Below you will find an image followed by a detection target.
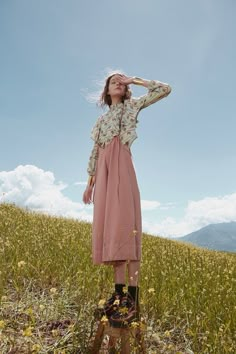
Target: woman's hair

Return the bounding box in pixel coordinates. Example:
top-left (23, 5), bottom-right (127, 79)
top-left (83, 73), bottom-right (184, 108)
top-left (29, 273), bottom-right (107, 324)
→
top-left (99, 72), bottom-right (132, 108)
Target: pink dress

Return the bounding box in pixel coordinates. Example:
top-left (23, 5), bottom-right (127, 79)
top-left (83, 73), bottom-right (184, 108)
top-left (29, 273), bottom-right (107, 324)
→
top-left (87, 80), bottom-right (171, 265)
top-left (92, 136), bottom-right (141, 264)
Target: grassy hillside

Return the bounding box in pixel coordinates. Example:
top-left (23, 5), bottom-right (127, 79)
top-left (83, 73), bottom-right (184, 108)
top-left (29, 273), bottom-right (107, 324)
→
top-left (0, 204), bottom-right (235, 353)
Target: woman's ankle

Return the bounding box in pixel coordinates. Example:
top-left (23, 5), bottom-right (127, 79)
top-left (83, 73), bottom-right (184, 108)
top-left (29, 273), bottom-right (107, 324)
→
top-left (115, 283), bottom-right (125, 296)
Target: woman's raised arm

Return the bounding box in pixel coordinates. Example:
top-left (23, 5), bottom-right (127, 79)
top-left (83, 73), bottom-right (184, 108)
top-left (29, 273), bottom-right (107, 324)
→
top-left (116, 74), bottom-right (171, 109)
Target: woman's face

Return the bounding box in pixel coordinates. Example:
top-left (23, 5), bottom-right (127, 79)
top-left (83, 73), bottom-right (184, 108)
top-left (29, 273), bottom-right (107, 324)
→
top-left (108, 74), bottom-right (126, 98)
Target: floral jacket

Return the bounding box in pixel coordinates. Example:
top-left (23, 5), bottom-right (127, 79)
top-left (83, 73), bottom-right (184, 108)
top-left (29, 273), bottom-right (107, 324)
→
top-left (87, 80), bottom-right (171, 176)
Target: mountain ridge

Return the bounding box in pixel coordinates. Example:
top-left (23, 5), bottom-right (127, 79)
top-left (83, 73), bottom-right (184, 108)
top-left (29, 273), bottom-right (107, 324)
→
top-left (178, 221), bottom-right (236, 252)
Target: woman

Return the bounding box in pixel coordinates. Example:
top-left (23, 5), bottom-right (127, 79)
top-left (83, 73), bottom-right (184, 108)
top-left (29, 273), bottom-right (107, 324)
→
top-left (83, 73), bottom-right (171, 326)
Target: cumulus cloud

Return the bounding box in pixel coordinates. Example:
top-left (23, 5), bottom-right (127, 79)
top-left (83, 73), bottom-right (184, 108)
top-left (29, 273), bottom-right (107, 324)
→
top-left (143, 193), bottom-right (236, 237)
top-left (0, 165), bottom-right (92, 221)
top-left (183, 194), bottom-right (236, 230)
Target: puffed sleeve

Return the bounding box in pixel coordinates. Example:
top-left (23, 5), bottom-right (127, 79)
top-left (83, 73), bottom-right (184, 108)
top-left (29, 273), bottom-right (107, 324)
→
top-left (133, 80), bottom-right (171, 110)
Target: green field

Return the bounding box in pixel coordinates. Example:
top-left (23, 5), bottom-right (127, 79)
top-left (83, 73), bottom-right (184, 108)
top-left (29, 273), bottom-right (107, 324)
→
top-left (0, 203), bottom-right (235, 353)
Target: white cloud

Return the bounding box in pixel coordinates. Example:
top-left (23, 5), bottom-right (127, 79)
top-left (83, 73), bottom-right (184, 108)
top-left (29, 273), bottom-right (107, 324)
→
top-left (0, 165), bottom-right (91, 221)
top-left (159, 202), bottom-right (176, 210)
top-left (74, 181), bottom-right (87, 186)
top-left (184, 194), bottom-right (236, 228)
top-left (142, 193), bottom-right (236, 237)
top-left (141, 200), bottom-right (161, 210)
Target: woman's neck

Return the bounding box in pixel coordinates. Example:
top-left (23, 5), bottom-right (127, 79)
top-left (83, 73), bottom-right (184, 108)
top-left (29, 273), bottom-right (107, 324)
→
top-left (110, 96), bottom-right (122, 105)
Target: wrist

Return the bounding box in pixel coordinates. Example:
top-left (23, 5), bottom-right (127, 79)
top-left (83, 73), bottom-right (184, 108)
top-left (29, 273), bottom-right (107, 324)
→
top-left (87, 175), bottom-right (95, 187)
top-left (132, 77), bottom-right (144, 86)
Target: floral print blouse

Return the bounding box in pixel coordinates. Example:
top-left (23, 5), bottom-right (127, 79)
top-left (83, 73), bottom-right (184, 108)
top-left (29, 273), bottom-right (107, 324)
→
top-left (87, 80), bottom-right (171, 176)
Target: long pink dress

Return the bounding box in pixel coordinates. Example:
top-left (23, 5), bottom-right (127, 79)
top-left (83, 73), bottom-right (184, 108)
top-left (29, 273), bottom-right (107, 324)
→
top-left (92, 136), bottom-right (142, 264)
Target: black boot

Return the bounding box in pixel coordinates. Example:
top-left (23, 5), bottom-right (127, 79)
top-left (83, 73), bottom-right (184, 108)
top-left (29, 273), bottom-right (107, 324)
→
top-left (109, 286), bottom-right (139, 328)
top-left (128, 285), bottom-right (139, 307)
top-left (103, 284), bottom-right (125, 318)
top-left (95, 284), bottom-right (125, 320)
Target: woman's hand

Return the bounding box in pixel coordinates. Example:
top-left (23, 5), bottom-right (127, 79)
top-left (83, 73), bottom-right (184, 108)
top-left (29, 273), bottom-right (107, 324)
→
top-left (83, 176), bottom-right (95, 204)
top-left (83, 185), bottom-right (94, 204)
top-left (116, 74), bottom-right (133, 86)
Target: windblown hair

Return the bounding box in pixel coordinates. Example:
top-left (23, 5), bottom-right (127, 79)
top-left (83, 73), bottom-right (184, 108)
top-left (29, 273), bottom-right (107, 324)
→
top-left (99, 72), bottom-right (132, 108)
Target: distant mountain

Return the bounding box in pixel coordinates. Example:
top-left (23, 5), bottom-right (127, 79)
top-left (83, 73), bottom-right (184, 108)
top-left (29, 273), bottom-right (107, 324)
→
top-left (178, 222), bottom-right (236, 252)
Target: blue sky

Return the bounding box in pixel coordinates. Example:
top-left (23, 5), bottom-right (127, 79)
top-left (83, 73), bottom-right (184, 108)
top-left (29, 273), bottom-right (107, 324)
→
top-left (0, 0), bottom-right (235, 237)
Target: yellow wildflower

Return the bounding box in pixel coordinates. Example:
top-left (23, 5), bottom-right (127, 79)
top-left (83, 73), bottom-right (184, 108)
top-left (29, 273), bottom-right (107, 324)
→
top-left (164, 330), bottom-right (171, 338)
top-left (52, 329), bottom-right (59, 337)
top-left (98, 299), bottom-right (106, 308)
top-left (167, 344), bottom-right (174, 350)
top-left (119, 307), bottom-right (128, 314)
top-left (0, 320), bottom-right (5, 329)
top-left (32, 344), bottom-right (41, 353)
top-left (101, 315), bottom-right (108, 323)
top-left (25, 307), bottom-right (34, 316)
top-left (50, 287), bottom-right (57, 294)
top-left (23, 326), bottom-right (33, 337)
top-left (148, 288), bottom-right (155, 294)
top-left (186, 328), bottom-right (194, 336)
top-left (113, 299), bottom-right (120, 305)
top-left (130, 321), bottom-right (139, 329)
top-left (18, 260), bottom-right (26, 268)
top-left (123, 286), bottom-right (128, 293)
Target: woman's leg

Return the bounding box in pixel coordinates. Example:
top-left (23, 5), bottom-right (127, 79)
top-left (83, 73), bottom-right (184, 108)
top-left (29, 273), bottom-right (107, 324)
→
top-left (111, 261), bottom-right (126, 301)
top-left (113, 261), bottom-right (126, 284)
top-left (113, 260), bottom-right (140, 287)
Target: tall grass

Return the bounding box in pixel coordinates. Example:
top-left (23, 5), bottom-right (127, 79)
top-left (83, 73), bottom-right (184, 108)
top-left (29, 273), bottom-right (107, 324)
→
top-left (0, 203), bottom-right (235, 353)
